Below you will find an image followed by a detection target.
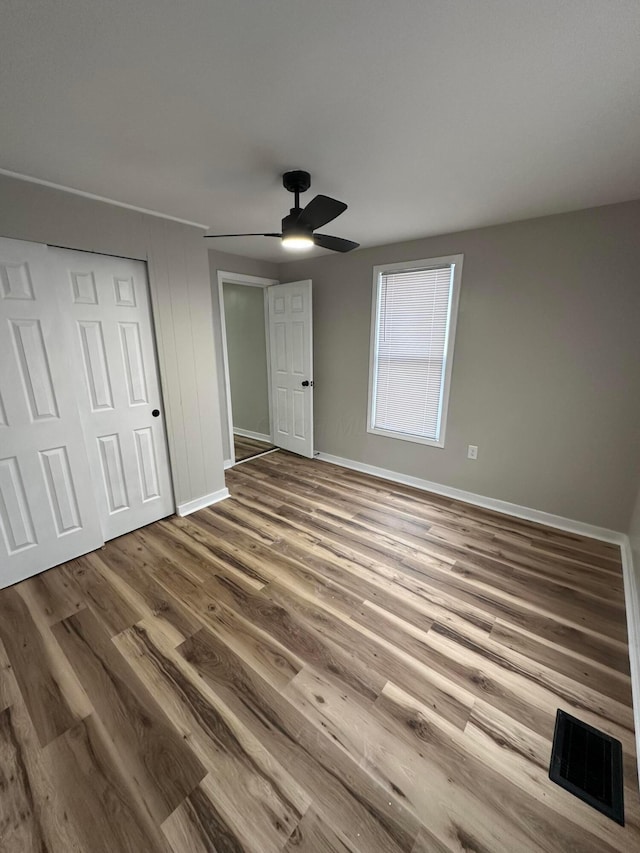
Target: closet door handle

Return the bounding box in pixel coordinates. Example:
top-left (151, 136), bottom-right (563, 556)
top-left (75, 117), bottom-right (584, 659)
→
top-left (152, 409), bottom-right (160, 417)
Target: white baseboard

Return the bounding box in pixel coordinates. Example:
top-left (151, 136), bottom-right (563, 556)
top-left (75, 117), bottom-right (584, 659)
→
top-left (620, 537), bottom-right (640, 787)
top-left (223, 459), bottom-right (234, 470)
top-left (176, 487), bottom-right (230, 517)
top-left (315, 451), bottom-right (623, 544)
top-left (233, 428), bottom-right (272, 444)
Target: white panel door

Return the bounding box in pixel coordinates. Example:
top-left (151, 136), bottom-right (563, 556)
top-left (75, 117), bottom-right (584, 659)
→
top-left (267, 280), bottom-right (313, 458)
top-left (0, 237), bottom-right (103, 586)
top-left (51, 248), bottom-right (174, 540)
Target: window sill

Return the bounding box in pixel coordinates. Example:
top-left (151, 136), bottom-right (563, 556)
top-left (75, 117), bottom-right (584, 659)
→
top-left (367, 426), bottom-right (445, 448)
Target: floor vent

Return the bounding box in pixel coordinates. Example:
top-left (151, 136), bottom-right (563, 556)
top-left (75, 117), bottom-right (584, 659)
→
top-left (549, 709), bottom-right (624, 825)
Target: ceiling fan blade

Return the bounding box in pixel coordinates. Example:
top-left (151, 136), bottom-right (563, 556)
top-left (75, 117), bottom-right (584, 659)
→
top-left (314, 233), bottom-right (360, 253)
top-left (203, 232), bottom-right (281, 238)
top-left (297, 195), bottom-right (347, 230)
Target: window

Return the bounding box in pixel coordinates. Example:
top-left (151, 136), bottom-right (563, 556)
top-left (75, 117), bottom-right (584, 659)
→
top-left (368, 255), bottom-right (463, 447)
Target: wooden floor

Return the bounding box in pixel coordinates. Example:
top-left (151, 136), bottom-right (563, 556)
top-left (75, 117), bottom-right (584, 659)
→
top-left (234, 434), bottom-right (275, 462)
top-left (1, 451), bottom-right (638, 852)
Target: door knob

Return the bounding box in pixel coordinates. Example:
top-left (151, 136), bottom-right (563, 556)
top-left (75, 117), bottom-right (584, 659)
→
top-left (152, 409), bottom-right (160, 417)
top-left (301, 380), bottom-right (313, 387)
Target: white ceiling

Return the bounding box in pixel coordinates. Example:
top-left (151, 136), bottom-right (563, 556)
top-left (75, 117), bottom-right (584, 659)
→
top-left (1, 1), bottom-right (639, 262)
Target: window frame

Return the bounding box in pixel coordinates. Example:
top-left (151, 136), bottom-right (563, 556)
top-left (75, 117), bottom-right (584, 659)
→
top-left (367, 254), bottom-right (463, 449)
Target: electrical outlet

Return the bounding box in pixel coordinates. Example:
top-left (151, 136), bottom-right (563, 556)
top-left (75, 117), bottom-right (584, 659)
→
top-left (467, 445), bottom-right (478, 460)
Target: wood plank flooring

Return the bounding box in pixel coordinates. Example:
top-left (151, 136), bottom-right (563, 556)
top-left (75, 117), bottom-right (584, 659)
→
top-left (234, 434), bottom-right (275, 462)
top-left (1, 450), bottom-right (638, 852)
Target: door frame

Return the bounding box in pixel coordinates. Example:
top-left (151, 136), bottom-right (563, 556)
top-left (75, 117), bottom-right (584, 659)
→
top-left (216, 270), bottom-right (279, 467)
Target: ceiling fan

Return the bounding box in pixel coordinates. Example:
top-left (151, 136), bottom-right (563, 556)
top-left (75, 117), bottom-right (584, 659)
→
top-left (204, 170), bottom-right (359, 253)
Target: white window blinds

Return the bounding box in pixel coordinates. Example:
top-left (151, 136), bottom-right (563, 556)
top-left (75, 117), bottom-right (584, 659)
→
top-left (371, 264), bottom-right (455, 443)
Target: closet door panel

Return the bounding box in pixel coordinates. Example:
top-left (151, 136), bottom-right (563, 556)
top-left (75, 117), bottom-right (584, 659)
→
top-left (0, 238), bottom-right (103, 588)
top-left (52, 249), bottom-right (174, 540)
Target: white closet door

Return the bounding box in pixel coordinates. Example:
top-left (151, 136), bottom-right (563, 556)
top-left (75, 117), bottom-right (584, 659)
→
top-left (0, 238), bottom-right (103, 587)
top-left (268, 280), bottom-right (314, 458)
top-left (51, 248), bottom-right (174, 541)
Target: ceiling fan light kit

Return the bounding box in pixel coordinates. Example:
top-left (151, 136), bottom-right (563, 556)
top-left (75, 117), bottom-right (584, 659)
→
top-left (205, 170), bottom-right (359, 253)
top-left (282, 233), bottom-right (314, 250)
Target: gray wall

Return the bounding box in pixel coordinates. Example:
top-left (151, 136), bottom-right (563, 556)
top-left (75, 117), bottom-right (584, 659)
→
top-left (208, 248), bottom-right (279, 460)
top-left (281, 201), bottom-right (640, 530)
top-left (0, 173), bottom-right (225, 508)
top-left (223, 282), bottom-right (270, 436)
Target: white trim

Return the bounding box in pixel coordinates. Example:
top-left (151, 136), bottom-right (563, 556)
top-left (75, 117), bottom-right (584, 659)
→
top-left (215, 270), bottom-right (278, 288)
top-left (367, 254), bottom-right (463, 449)
top-left (315, 451), bottom-right (624, 544)
top-left (224, 459), bottom-right (234, 470)
top-left (0, 168), bottom-right (209, 229)
top-left (366, 424), bottom-right (448, 449)
top-left (216, 270), bottom-right (279, 465)
top-left (233, 427), bottom-right (273, 443)
top-left (217, 276), bottom-right (236, 466)
top-left (176, 487), bottom-right (230, 517)
top-left (620, 536), bottom-right (640, 787)
top-left (264, 286), bottom-right (274, 440)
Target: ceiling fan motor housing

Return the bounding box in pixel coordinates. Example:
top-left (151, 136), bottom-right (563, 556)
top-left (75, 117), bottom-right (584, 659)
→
top-left (281, 209), bottom-right (313, 239)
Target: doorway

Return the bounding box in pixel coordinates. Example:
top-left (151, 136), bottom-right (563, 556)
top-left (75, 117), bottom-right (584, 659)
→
top-left (217, 272), bottom-right (315, 466)
top-left (217, 271), bottom-right (277, 466)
